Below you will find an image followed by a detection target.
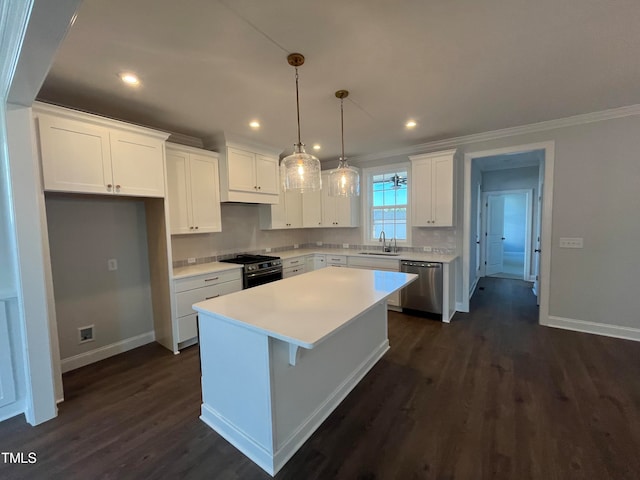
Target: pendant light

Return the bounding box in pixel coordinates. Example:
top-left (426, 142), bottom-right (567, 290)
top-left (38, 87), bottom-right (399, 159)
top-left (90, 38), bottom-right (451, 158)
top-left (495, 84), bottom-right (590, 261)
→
top-left (328, 90), bottom-right (360, 197)
top-left (280, 53), bottom-right (322, 193)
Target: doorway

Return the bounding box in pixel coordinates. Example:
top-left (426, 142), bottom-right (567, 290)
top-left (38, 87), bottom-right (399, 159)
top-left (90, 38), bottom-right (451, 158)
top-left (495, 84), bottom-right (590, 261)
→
top-left (462, 141), bottom-right (555, 325)
top-left (481, 189), bottom-right (533, 280)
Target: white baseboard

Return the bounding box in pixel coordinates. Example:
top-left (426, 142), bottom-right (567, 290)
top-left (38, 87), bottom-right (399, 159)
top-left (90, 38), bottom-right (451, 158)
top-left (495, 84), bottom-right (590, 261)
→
top-left (60, 331), bottom-right (156, 373)
top-left (0, 402), bottom-right (24, 423)
top-left (469, 276), bottom-right (480, 298)
top-left (545, 316), bottom-right (640, 342)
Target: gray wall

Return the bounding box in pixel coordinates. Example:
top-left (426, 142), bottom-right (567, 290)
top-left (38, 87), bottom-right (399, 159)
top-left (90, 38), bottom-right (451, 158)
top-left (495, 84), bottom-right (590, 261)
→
top-left (482, 166), bottom-right (539, 192)
top-left (456, 114), bottom-right (640, 329)
top-left (45, 195), bottom-right (154, 359)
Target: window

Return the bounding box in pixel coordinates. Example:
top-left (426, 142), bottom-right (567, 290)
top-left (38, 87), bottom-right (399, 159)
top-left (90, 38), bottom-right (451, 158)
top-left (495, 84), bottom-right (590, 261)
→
top-left (363, 165), bottom-right (410, 244)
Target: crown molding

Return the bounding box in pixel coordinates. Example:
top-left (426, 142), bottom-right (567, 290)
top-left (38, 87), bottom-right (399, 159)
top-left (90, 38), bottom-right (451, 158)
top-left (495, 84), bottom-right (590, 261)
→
top-left (351, 103), bottom-right (640, 164)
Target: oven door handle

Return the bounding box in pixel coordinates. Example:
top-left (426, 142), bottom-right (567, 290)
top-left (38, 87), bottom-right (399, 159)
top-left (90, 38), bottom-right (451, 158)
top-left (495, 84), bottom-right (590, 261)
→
top-left (246, 267), bottom-right (283, 278)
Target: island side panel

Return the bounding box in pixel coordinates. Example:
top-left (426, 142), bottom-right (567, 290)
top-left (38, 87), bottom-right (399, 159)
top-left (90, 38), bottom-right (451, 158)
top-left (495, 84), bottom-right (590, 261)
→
top-left (269, 301), bottom-right (389, 472)
top-left (198, 313), bottom-right (275, 464)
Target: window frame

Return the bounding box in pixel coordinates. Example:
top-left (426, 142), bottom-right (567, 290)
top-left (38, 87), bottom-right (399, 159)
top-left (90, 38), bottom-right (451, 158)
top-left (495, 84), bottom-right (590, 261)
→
top-left (361, 162), bottom-right (411, 246)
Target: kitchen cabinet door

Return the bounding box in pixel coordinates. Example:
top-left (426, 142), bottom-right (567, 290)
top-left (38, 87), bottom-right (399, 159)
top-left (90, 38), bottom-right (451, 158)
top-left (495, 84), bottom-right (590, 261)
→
top-left (227, 147), bottom-right (256, 192)
top-left (39, 113), bottom-right (113, 194)
top-left (110, 130), bottom-right (165, 197)
top-left (260, 191), bottom-right (302, 229)
top-left (166, 150), bottom-right (192, 234)
top-left (302, 190), bottom-right (322, 227)
top-left (255, 154), bottom-right (279, 194)
top-left (189, 153), bottom-right (222, 233)
top-left (410, 149), bottom-right (455, 227)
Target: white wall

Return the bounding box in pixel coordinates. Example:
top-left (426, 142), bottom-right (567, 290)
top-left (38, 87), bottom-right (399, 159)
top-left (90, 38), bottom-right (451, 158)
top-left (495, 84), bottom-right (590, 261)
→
top-left (45, 195), bottom-right (155, 360)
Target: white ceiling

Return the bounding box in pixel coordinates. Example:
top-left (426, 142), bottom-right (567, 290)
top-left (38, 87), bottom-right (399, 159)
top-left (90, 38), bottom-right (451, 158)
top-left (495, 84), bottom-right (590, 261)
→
top-left (37, 0), bottom-right (640, 163)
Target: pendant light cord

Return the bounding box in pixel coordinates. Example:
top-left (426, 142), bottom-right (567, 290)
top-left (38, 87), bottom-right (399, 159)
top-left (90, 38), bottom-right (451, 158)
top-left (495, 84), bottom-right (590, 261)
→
top-left (295, 67), bottom-right (302, 146)
top-left (340, 97), bottom-right (345, 161)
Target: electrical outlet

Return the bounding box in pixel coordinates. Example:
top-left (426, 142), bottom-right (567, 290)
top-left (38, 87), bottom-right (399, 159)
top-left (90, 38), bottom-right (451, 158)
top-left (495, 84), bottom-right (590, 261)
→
top-left (265, 248), bottom-right (271, 253)
top-left (342, 243), bottom-right (349, 249)
top-left (187, 257), bottom-right (196, 264)
top-left (293, 244), bottom-right (299, 249)
top-left (559, 237), bottom-right (583, 248)
top-left (423, 246), bottom-right (432, 252)
top-left (78, 325), bottom-right (94, 344)
top-left (316, 241), bottom-right (323, 246)
top-left (107, 258), bottom-right (118, 271)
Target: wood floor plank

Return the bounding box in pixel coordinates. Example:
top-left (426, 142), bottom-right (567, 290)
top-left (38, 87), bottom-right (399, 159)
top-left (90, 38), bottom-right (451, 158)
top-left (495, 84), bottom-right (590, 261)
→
top-left (1, 277), bottom-right (639, 479)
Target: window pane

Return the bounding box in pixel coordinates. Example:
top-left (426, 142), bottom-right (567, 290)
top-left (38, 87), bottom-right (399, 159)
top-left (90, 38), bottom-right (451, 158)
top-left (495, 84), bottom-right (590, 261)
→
top-left (373, 191), bottom-right (384, 206)
top-left (383, 189), bottom-right (396, 206)
top-left (367, 167), bottom-right (409, 243)
top-left (372, 209), bottom-right (383, 221)
top-left (396, 187), bottom-right (407, 204)
top-left (396, 224), bottom-right (407, 240)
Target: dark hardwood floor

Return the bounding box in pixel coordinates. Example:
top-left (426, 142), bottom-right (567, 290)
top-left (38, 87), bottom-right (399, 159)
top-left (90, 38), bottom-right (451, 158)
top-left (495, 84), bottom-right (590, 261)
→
top-left (2, 277), bottom-right (640, 479)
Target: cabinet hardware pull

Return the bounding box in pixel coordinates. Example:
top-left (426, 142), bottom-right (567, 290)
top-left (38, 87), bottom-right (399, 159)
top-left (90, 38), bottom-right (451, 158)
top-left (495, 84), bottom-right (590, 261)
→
top-left (195, 226), bottom-right (199, 229)
top-left (204, 277), bottom-right (219, 282)
top-left (205, 294), bottom-right (220, 300)
top-left (258, 186), bottom-right (261, 190)
top-left (290, 260), bottom-right (299, 264)
top-left (116, 185), bottom-right (121, 189)
top-left (107, 184), bottom-right (113, 189)
top-left (190, 226), bottom-right (194, 230)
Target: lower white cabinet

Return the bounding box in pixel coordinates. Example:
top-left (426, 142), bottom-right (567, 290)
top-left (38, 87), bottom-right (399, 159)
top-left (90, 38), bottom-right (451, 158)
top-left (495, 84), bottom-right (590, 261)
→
top-left (0, 301), bottom-right (16, 408)
top-left (173, 268), bottom-right (242, 345)
top-left (347, 256), bottom-right (401, 308)
top-left (283, 257), bottom-right (306, 278)
top-left (306, 254), bottom-right (326, 271)
top-left (326, 255), bottom-right (348, 267)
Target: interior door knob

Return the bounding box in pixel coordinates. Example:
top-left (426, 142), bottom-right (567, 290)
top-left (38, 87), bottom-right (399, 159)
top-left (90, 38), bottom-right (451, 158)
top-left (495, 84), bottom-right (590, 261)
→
top-left (535, 249), bottom-right (541, 253)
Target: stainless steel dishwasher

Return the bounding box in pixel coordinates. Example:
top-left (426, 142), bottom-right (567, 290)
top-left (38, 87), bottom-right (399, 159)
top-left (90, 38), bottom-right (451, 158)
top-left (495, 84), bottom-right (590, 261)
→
top-left (400, 261), bottom-right (443, 315)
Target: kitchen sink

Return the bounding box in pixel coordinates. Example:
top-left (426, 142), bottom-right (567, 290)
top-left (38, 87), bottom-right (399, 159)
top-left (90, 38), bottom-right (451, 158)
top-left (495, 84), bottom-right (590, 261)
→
top-left (358, 252), bottom-right (400, 256)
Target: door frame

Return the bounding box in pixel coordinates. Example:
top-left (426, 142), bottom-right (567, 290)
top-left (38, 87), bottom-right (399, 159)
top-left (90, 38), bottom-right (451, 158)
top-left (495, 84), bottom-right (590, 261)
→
top-left (462, 141), bottom-right (554, 327)
top-left (480, 189), bottom-right (533, 280)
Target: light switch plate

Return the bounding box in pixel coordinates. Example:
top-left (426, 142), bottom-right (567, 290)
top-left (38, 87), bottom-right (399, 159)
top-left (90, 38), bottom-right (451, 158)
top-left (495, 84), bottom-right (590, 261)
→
top-left (559, 237), bottom-right (583, 248)
top-left (423, 246), bottom-right (432, 252)
top-left (107, 258), bottom-right (118, 271)
top-left (265, 248), bottom-right (271, 253)
top-left (293, 244), bottom-right (299, 249)
top-left (342, 243), bottom-right (349, 249)
top-left (187, 257), bottom-right (196, 264)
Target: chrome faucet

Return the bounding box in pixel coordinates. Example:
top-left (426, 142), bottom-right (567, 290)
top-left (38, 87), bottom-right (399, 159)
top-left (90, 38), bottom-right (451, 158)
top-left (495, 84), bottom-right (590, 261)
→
top-left (379, 230), bottom-right (390, 252)
top-left (392, 237), bottom-right (398, 253)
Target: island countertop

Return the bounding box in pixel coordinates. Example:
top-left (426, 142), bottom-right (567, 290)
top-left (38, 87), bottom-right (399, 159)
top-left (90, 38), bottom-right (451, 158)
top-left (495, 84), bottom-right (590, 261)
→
top-left (193, 266), bottom-right (417, 349)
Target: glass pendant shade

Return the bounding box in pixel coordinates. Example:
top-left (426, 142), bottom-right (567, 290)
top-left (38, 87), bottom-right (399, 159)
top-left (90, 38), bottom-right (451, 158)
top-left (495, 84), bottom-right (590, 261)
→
top-left (281, 143), bottom-right (322, 192)
top-left (281, 53), bottom-right (322, 193)
top-left (328, 158), bottom-right (360, 196)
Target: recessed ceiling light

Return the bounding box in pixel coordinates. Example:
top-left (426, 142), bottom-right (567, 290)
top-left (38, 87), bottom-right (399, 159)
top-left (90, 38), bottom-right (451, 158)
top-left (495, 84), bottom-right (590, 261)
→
top-left (249, 121), bottom-right (260, 129)
top-left (313, 144), bottom-right (321, 151)
top-left (119, 72), bottom-right (140, 86)
top-left (405, 120), bottom-right (417, 128)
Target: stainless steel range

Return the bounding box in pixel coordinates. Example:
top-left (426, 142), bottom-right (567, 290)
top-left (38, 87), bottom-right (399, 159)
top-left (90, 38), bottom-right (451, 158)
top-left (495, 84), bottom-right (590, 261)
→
top-left (219, 254), bottom-right (283, 289)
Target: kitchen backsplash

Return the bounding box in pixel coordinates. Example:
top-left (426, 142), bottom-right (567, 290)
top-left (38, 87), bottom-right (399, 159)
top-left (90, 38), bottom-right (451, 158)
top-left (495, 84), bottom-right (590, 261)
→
top-left (171, 203), bottom-right (457, 268)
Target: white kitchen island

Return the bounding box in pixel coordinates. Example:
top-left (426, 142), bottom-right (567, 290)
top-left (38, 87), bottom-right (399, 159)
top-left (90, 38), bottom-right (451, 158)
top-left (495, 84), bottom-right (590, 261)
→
top-left (192, 267), bottom-right (417, 476)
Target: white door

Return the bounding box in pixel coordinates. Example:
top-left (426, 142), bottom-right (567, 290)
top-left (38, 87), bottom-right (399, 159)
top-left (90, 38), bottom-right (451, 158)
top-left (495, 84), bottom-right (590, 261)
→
top-left (302, 190), bottom-right (322, 227)
top-left (486, 195), bottom-right (505, 275)
top-left (227, 147), bottom-right (256, 192)
top-left (533, 176), bottom-right (544, 304)
top-left (165, 150), bottom-right (192, 234)
top-left (190, 154), bottom-right (222, 233)
top-left (109, 131), bottom-right (165, 197)
top-left (475, 182), bottom-right (482, 279)
top-left (255, 154), bottom-right (279, 194)
top-left (284, 191), bottom-right (303, 227)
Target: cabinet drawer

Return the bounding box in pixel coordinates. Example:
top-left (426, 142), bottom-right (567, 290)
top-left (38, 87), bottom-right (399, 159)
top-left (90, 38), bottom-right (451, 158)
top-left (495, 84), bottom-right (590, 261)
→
top-left (347, 257), bottom-right (400, 270)
top-left (175, 268), bottom-right (242, 293)
top-left (176, 279), bottom-right (242, 317)
top-left (326, 255), bottom-right (347, 265)
top-left (177, 313), bottom-right (198, 343)
top-left (283, 257), bottom-right (305, 268)
top-left (283, 265), bottom-right (306, 278)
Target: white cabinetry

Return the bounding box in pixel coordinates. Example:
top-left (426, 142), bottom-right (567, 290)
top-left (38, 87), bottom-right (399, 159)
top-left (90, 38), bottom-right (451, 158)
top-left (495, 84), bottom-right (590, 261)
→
top-left (320, 172), bottom-right (359, 227)
top-left (347, 256), bottom-right (401, 308)
top-left (306, 254), bottom-right (326, 271)
top-left (283, 257), bottom-right (306, 278)
top-left (36, 104), bottom-right (168, 197)
top-left (302, 190), bottom-right (323, 227)
top-left (166, 143), bottom-right (221, 235)
top-left (173, 268), bottom-right (242, 346)
top-left (212, 134), bottom-right (281, 204)
top-left (326, 254), bottom-right (348, 267)
top-left (259, 191), bottom-right (303, 229)
top-left (409, 149), bottom-right (456, 227)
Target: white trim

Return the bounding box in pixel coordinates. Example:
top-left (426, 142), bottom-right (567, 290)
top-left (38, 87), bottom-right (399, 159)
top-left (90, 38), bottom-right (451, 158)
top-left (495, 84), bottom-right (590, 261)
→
top-left (480, 189), bottom-right (533, 280)
top-left (469, 276), bottom-right (480, 298)
top-left (351, 104), bottom-right (640, 164)
top-left (360, 163), bottom-right (411, 246)
top-left (462, 141), bottom-right (554, 327)
top-left (545, 316), bottom-right (640, 343)
top-left (60, 331), bottom-right (155, 374)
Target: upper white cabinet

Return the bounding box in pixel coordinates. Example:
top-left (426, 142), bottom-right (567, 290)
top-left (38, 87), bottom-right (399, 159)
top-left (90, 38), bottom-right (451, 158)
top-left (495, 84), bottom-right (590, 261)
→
top-left (210, 134), bottom-right (280, 204)
top-left (35, 104), bottom-right (168, 197)
top-left (320, 172), bottom-right (359, 227)
top-left (409, 149), bottom-right (456, 227)
top-left (166, 143), bottom-right (222, 235)
top-left (302, 190), bottom-right (323, 228)
top-left (259, 190), bottom-right (303, 229)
